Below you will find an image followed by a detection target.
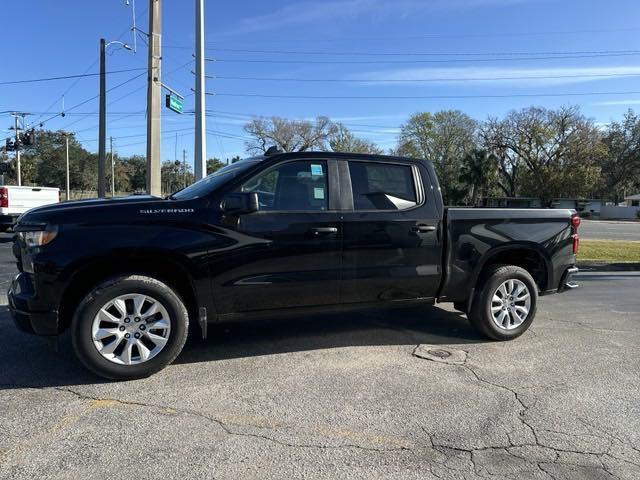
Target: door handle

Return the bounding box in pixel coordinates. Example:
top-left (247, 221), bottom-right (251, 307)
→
top-left (311, 227), bottom-right (338, 235)
top-left (412, 224), bottom-right (436, 233)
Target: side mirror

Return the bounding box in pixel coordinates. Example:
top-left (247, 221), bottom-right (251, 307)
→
top-left (221, 192), bottom-right (259, 214)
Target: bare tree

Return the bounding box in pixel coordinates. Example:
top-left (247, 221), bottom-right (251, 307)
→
top-left (244, 116), bottom-right (338, 154)
top-left (329, 123), bottom-right (383, 154)
top-left (396, 110), bottom-right (477, 204)
top-left (481, 106), bottom-right (604, 204)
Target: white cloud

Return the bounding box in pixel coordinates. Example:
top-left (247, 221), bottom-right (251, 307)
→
top-left (230, 0), bottom-right (535, 34)
top-left (349, 65), bottom-right (640, 87)
top-left (593, 99), bottom-right (640, 106)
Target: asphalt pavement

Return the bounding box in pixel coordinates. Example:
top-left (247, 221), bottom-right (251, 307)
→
top-left (1, 233), bottom-right (639, 479)
top-left (580, 219), bottom-right (640, 241)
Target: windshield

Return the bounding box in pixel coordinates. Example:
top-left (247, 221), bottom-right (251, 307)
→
top-left (170, 159), bottom-right (261, 200)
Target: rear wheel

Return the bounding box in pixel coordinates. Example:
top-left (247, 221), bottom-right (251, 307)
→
top-left (72, 275), bottom-right (189, 380)
top-left (468, 265), bottom-right (537, 340)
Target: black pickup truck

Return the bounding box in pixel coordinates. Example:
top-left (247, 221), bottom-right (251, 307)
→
top-left (8, 151), bottom-right (580, 379)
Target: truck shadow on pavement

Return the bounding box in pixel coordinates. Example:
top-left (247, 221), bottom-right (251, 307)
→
top-left (0, 304), bottom-right (484, 388)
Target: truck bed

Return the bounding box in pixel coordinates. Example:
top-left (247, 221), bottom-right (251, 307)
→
top-left (438, 207), bottom-right (576, 302)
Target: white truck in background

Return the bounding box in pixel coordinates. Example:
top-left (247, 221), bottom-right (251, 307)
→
top-left (0, 186), bottom-right (60, 232)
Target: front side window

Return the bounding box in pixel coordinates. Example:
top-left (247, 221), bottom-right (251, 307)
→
top-left (240, 160), bottom-right (328, 211)
top-left (349, 161), bottom-right (418, 210)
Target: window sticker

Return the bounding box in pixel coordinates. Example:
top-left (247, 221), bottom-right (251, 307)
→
top-left (310, 164), bottom-right (324, 176)
top-left (313, 187), bottom-right (325, 200)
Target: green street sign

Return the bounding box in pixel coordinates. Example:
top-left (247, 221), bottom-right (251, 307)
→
top-left (166, 94), bottom-right (184, 114)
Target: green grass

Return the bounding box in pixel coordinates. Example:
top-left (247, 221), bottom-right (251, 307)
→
top-left (579, 240), bottom-right (640, 263)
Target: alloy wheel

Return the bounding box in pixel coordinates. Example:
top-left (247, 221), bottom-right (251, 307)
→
top-left (91, 293), bottom-right (171, 365)
top-left (490, 279), bottom-right (531, 330)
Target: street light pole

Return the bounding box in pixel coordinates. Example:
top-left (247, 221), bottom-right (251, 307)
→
top-left (194, 0), bottom-right (207, 181)
top-left (97, 39), bottom-right (131, 199)
top-left (98, 38), bottom-right (107, 198)
top-left (146, 0), bottom-right (162, 196)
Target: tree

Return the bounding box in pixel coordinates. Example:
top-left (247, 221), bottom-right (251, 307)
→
top-left (122, 155), bottom-right (147, 193)
top-left (459, 149), bottom-right (499, 206)
top-left (329, 123), bottom-right (383, 154)
top-left (161, 160), bottom-right (193, 194)
top-left (396, 110), bottom-right (477, 204)
top-left (207, 158), bottom-right (226, 174)
top-left (601, 109), bottom-right (640, 203)
top-left (481, 106), bottom-right (604, 204)
top-left (480, 118), bottom-right (522, 197)
top-left (244, 116), bottom-right (338, 154)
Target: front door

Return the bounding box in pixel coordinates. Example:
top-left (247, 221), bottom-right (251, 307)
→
top-left (339, 159), bottom-right (443, 304)
top-left (211, 159), bottom-right (342, 314)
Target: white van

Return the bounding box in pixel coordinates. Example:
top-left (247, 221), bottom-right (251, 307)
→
top-left (0, 186), bottom-right (60, 231)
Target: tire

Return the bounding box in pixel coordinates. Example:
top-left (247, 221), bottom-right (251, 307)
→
top-left (72, 275), bottom-right (189, 380)
top-left (468, 265), bottom-right (538, 341)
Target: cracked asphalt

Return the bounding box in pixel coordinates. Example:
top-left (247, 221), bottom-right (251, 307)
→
top-left (1, 232), bottom-right (639, 479)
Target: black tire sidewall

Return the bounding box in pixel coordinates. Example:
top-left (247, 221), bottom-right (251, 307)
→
top-left (72, 276), bottom-right (188, 380)
top-left (472, 266), bottom-right (538, 340)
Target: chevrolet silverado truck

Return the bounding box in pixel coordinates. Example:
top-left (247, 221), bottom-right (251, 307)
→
top-left (8, 151), bottom-right (580, 379)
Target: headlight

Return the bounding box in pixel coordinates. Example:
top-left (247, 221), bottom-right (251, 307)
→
top-left (19, 226), bottom-right (58, 247)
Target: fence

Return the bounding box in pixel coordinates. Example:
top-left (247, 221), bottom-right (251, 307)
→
top-left (60, 191), bottom-right (135, 201)
top-left (600, 205), bottom-right (640, 220)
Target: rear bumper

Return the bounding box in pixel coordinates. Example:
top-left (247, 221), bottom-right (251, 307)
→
top-left (558, 266), bottom-right (579, 293)
top-left (7, 273), bottom-right (59, 336)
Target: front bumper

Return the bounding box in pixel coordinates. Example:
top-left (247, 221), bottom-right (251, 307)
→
top-left (7, 273), bottom-right (59, 336)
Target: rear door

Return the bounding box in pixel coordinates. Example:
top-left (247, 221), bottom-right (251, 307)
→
top-left (212, 158), bottom-right (343, 314)
top-left (339, 159), bottom-right (443, 304)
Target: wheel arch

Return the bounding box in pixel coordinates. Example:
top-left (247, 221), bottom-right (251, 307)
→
top-left (58, 251), bottom-right (201, 333)
top-left (472, 243), bottom-right (552, 296)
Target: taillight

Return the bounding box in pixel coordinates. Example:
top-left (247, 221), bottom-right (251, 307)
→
top-left (571, 215), bottom-right (581, 229)
top-left (0, 187), bottom-right (8, 208)
top-left (571, 214), bottom-right (580, 255)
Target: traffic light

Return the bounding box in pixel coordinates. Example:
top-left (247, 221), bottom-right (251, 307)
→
top-left (5, 138), bottom-right (14, 152)
top-left (0, 162), bottom-right (9, 174)
top-left (20, 130), bottom-right (36, 147)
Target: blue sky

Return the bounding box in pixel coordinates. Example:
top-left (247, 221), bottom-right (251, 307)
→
top-left (2, 0), bottom-right (640, 168)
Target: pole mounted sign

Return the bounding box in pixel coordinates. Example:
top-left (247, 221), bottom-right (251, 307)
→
top-left (166, 94), bottom-right (184, 114)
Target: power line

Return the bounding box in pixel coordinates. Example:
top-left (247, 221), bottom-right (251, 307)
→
top-left (213, 72), bottom-right (640, 84)
top-left (206, 26), bottom-right (640, 42)
top-left (194, 46), bottom-right (640, 57)
top-left (0, 68), bottom-right (147, 86)
top-left (37, 71), bottom-right (147, 127)
top-left (209, 52), bottom-right (640, 64)
top-left (211, 90), bottom-right (640, 100)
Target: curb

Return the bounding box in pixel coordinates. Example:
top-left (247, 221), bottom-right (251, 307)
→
top-left (577, 262), bottom-right (640, 272)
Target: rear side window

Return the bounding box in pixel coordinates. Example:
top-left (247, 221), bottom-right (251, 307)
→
top-left (348, 161), bottom-right (418, 210)
top-left (240, 160), bottom-right (328, 211)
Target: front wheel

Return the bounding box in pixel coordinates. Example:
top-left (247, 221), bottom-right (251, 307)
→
top-left (468, 265), bottom-right (538, 340)
top-left (72, 275), bottom-right (189, 380)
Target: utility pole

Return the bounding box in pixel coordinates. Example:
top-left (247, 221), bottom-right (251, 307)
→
top-left (183, 149), bottom-right (187, 188)
top-left (14, 115), bottom-right (21, 186)
top-left (65, 134), bottom-right (70, 201)
top-left (110, 136), bottom-right (115, 196)
top-left (194, 0), bottom-right (207, 181)
top-left (146, 0), bottom-right (162, 196)
top-left (98, 38), bottom-right (107, 198)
